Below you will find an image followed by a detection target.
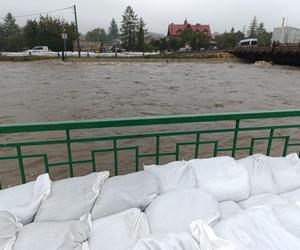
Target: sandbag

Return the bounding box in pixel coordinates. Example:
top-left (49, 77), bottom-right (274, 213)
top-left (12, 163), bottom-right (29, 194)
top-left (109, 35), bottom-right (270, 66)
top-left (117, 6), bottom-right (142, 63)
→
top-left (144, 161), bottom-right (197, 194)
top-left (89, 208), bottom-right (150, 250)
top-left (145, 189), bottom-right (220, 233)
top-left (190, 220), bottom-right (237, 250)
top-left (0, 173), bottom-right (51, 224)
top-left (0, 211), bottom-right (22, 250)
top-left (268, 153), bottom-right (300, 193)
top-left (237, 154), bottom-right (279, 195)
top-left (238, 193), bottom-right (288, 209)
top-left (190, 157), bottom-right (249, 202)
top-left (35, 172), bottom-right (109, 222)
top-left (92, 171), bottom-right (159, 219)
top-left (218, 201), bottom-right (243, 220)
top-left (280, 187), bottom-right (300, 203)
top-left (13, 214), bottom-right (90, 250)
top-left (213, 206), bottom-right (300, 250)
top-left (133, 232), bottom-right (200, 250)
top-left (273, 204), bottom-right (300, 239)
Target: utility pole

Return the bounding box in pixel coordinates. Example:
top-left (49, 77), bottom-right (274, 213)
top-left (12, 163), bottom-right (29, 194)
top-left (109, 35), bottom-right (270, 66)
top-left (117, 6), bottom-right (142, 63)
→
top-left (74, 4), bottom-right (81, 57)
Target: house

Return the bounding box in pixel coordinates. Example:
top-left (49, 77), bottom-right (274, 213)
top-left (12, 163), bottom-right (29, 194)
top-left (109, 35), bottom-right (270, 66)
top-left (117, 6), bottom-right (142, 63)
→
top-left (73, 39), bottom-right (102, 52)
top-left (167, 19), bottom-right (213, 40)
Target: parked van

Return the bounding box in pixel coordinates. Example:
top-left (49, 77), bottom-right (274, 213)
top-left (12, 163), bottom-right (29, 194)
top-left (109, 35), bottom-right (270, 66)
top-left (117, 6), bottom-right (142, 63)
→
top-left (238, 39), bottom-right (257, 47)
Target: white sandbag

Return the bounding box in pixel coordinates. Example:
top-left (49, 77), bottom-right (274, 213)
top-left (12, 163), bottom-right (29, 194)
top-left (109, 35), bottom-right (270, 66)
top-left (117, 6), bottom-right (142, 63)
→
top-left (238, 193), bottom-right (288, 209)
top-left (237, 154), bottom-right (279, 195)
top-left (133, 232), bottom-right (200, 250)
top-left (280, 187), bottom-right (300, 203)
top-left (218, 201), bottom-right (243, 219)
top-left (13, 214), bottom-right (90, 250)
top-left (213, 206), bottom-right (300, 250)
top-left (0, 211), bottom-right (22, 250)
top-left (273, 204), bottom-right (300, 238)
top-left (144, 161), bottom-right (197, 194)
top-left (35, 171), bottom-right (109, 222)
top-left (92, 171), bottom-right (159, 219)
top-left (0, 173), bottom-right (51, 224)
top-left (89, 208), bottom-right (150, 250)
top-left (189, 157), bottom-right (249, 202)
top-left (145, 189), bottom-right (220, 233)
top-left (269, 153), bottom-right (300, 193)
top-left (190, 220), bottom-right (237, 250)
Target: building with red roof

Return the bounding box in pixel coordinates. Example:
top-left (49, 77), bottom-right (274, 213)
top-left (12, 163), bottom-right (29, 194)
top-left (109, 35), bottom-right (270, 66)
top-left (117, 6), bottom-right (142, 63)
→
top-left (167, 19), bottom-right (213, 41)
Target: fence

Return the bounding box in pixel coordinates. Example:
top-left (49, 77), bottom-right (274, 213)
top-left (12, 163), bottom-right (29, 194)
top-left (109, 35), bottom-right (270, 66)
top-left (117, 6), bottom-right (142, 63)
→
top-left (1, 109), bottom-right (300, 188)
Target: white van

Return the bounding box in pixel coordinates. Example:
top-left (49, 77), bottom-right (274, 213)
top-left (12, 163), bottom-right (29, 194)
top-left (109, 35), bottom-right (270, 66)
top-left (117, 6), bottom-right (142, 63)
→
top-left (238, 39), bottom-right (257, 47)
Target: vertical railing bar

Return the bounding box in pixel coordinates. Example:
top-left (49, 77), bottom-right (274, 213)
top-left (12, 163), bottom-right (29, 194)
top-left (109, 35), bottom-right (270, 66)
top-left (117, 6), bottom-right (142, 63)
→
top-left (135, 148), bottom-right (139, 172)
top-left (232, 120), bottom-right (240, 158)
top-left (213, 142), bottom-right (218, 157)
top-left (91, 152), bottom-right (96, 173)
top-left (155, 136), bottom-right (160, 165)
top-left (194, 132), bottom-right (200, 159)
top-left (113, 139), bottom-right (118, 176)
top-left (266, 129), bottom-right (275, 156)
top-left (16, 146), bottom-right (26, 184)
top-left (44, 155), bottom-right (49, 174)
top-left (175, 144), bottom-right (179, 161)
top-left (249, 139), bottom-right (255, 155)
top-left (282, 136), bottom-right (290, 156)
top-left (66, 130), bottom-right (74, 177)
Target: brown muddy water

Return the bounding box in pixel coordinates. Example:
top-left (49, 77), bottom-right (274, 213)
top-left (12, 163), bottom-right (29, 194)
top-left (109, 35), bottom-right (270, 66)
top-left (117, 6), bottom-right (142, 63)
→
top-left (1, 60), bottom-right (300, 187)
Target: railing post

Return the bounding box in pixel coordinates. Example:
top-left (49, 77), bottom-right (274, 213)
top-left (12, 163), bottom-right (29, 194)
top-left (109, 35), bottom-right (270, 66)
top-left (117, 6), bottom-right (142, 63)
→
top-left (232, 120), bottom-right (240, 158)
top-left (66, 130), bottom-right (74, 177)
top-left (16, 146), bottom-right (26, 184)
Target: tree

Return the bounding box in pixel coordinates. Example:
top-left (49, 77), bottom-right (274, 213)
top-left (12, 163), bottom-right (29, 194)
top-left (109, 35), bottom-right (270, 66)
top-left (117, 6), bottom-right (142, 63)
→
top-left (180, 28), bottom-right (209, 51)
top-left (107, 18), bottom-right (119, 45)
top-left (2, 13), bottom-right (20, 37)
top-left (85, 28), bottom-right (107, 43)
top-left (23, 20), bottom-right (39, 49)
top-left (214, 30), bottom-right (245, 49)
top-left (136, 18), bottom-right (147, 51)
top-left (1, 13), bottom-right (24, 51)
top-left (248, 16), bottom-right (258, 38)
top-left (256, 23), bottom-right (272, 46)
top-left (120, 6), bottom-right (139, 51)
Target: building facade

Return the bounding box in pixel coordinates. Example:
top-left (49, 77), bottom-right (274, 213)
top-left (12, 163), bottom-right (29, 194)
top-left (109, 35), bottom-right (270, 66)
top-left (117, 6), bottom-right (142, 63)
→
top-left (272, 27), bottom-right (300, 44)
top-left (73, 40), bottom-right (102, 52)
top-left (167, 19), bottom-right (213, 40)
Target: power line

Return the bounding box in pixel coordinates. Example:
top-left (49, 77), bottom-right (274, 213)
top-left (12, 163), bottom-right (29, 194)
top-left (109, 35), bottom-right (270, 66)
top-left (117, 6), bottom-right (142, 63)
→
top-left (1, 6), bottom-right (73, 19)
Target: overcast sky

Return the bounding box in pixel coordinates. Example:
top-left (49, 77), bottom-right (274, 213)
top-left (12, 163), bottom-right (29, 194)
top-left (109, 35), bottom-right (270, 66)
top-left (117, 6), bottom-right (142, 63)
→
top-left (1, 0), bottom-right (300, 35)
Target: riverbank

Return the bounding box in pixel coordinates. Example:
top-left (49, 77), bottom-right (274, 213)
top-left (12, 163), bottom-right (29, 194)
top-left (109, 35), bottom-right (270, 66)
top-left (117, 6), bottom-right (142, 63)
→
top-left (0, 51), bottom-right (234, 62)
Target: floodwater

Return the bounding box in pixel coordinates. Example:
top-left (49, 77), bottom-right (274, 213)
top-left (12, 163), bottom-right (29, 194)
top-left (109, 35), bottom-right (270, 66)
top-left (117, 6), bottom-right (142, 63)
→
top-left (1, 60), bottom-right (300, 123)
top-left (1, 60), bottom-right (300, 187)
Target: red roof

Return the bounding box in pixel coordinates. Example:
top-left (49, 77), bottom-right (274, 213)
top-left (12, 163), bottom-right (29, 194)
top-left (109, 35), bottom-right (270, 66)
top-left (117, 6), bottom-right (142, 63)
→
top-left (168, 20), bottom-right (212, 39)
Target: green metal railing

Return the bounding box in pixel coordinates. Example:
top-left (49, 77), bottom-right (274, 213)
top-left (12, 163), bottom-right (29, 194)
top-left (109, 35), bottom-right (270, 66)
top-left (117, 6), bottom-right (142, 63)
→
top-left (1, 109), bottom-right (300, 188)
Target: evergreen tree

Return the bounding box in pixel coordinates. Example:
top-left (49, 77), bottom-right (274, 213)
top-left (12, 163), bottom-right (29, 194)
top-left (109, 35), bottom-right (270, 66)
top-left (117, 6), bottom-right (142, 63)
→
top-left (120, 6), bottom-right (138, 51)
top-left (107, 18), bottom-right (119, 45)
top-left (248, 16), bottom-right (258, 38)
top-left (85, 28), bottom-right (107, 43)
top-left (23, 20), bottom-right (39, 49)
top-left (2, 13), bottom-right (20, 37)
top-left (136, 18), bottom-right (147, 51)
top-left (2, 13), bottom-right (24, 51)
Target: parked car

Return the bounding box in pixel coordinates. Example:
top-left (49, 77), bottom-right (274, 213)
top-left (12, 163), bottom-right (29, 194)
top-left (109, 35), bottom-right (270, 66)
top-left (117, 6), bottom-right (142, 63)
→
top-left (27, 46), bottom-right (50, 54)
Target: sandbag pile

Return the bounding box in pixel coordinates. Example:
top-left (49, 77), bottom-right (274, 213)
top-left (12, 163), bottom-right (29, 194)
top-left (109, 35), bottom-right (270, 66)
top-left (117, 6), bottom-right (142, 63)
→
top-left (1, 153), bottom-right (300, 249)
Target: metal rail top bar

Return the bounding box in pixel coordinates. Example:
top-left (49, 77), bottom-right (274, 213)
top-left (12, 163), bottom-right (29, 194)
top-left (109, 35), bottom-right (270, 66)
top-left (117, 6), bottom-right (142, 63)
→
top-left (1, 109), bottom-right (300, 134)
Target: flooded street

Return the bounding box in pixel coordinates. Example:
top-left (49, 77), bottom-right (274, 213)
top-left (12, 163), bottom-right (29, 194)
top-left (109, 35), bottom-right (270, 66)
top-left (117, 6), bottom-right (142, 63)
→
top-left (1, 60), bottom-right (300, 124)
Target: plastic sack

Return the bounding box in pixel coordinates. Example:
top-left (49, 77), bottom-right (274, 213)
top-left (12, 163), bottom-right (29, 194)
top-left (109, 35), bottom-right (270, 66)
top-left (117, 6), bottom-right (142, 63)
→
top-left (89, 208), bottom-right (150, 250)
top-left (35, 171), bottom-right (109, 222)
top-left (92, 171), bottom-right (159, 219)
top-left (0, 173), bottom-right (51, 224)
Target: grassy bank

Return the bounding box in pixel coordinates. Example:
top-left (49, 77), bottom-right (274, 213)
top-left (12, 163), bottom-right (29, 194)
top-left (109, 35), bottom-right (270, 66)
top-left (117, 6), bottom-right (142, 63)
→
top-left (0, 56), bottom-right (58, 62)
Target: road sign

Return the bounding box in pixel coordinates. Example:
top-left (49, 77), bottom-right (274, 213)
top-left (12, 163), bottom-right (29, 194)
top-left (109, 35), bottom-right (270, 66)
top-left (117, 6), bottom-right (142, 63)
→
top-left (62, 33), bottom-right (68, 40)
